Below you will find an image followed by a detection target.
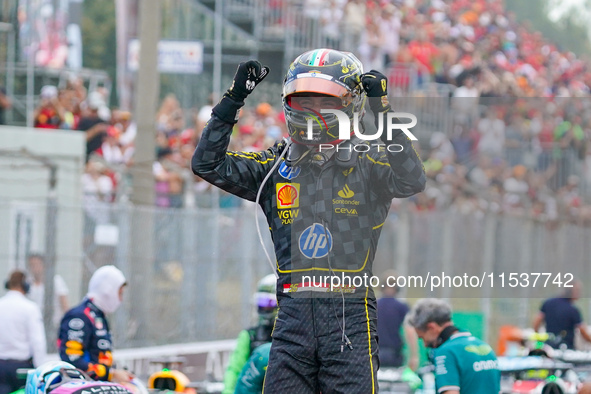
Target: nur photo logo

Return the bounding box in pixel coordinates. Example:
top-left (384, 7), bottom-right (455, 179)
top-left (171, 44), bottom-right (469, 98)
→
top-left (305, 109), bottom-right (418, 152)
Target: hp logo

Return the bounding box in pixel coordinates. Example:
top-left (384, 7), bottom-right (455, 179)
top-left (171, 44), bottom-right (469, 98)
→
top-left (298, 223), bottom-right (333, 259)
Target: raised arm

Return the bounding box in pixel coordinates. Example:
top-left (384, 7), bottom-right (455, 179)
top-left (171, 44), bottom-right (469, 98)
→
top-left (191, 60), bottom-right (281, 202)
top-left (361, 70), bottom-right (426, 199)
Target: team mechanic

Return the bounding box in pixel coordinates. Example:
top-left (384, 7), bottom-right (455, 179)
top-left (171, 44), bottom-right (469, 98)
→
top-left (192, 48), bottom-right (425, 393)
top-left (58, 265), bottom-right (132, 384)
top-left (407, 299), bottom-right (501, 394)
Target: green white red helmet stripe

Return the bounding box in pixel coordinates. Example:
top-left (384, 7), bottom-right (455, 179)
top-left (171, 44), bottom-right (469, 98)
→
top-left (308, 49), bottom-right (329, 66)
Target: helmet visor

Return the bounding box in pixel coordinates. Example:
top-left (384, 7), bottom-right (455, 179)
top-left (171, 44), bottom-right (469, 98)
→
top-left (284, 77), bottom-right (352, 101)
top-left (255, 292), bottom-right (277, 308)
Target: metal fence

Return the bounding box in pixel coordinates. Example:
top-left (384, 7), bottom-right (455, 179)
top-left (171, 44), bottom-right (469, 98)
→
top-left (3, 197), bottom-right (590, 348)
top-left (73, 201), bottom-right (591, 348)
top-left (79, 201), bottom-right (276, 348)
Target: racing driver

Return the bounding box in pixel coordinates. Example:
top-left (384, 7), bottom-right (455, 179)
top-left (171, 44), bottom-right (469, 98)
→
top-left (192, 48), bottom-right (425, 393)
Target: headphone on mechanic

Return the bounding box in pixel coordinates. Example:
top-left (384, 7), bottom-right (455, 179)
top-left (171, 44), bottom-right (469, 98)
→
top-left (5, 270), bottom-right (31, 294)
top-left (434, 325), bottom-right (459, 348)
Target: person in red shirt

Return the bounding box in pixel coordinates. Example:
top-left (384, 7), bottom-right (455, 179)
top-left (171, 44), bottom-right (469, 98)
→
top-left (408, 31), bottom-right (439, 74)
top-left (34, 85), bottom-right (65, 129)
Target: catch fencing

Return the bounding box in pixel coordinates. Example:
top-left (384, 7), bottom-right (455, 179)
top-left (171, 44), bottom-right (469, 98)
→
top-left (3, 199), bottom-right (588, 349)
top-left (83, 201), bottom-right (591, 348)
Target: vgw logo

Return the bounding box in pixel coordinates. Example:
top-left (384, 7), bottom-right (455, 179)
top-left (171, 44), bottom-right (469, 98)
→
top-left (299, 223), bottom-right (333, 259)
top-left (306, 110), bottom-right (418, 152)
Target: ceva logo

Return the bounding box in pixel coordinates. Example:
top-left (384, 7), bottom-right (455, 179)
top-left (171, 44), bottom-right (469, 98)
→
top-left (337, 185), bottom-right (354, 199)
top-left (299, 223), bottom-right (333, 259)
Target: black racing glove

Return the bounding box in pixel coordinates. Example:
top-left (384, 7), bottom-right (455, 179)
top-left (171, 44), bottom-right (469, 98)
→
top-left (212, 60), bottom-right (270, 124)
top-left (361, 70), bottom-right (398, 142)
top-left (361, 70), bottom-right (392, 114)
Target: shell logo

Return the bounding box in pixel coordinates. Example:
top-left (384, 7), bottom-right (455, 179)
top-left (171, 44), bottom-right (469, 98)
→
top-left (276, 183), bottom-right (300, 208)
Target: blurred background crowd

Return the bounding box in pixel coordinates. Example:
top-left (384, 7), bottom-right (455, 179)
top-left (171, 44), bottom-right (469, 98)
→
top-left (5, 0), bottom-right (591, 226)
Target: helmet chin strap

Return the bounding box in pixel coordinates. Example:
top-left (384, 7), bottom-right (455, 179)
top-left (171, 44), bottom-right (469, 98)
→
top-left (285, 142), bottom-right (314, 167)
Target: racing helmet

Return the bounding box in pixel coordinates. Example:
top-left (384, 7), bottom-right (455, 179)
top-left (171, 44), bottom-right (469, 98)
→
top-left (26, 361), bottom-right (86, 394)
top-left (253, 274), bottom-right (278, 325)
top-left (282, 48), bottom-right (366, 145)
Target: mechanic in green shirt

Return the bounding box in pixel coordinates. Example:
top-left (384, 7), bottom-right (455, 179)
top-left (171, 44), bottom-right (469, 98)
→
top-left (222, 275), bottom-right (277, 394)
top-left (234, 343), bottom-right (271, 394)
top-left (407, 299), bottom-right (500, 394)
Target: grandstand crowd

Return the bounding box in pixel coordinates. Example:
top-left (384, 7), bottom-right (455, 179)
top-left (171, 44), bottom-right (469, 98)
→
top-left (17, 0), bottom-right (591, 224)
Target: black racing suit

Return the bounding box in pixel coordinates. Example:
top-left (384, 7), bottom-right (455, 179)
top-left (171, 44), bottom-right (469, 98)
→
top-left (192, 112), bottom-right (425, 393)
top-left (58, 298), bottom-right (114, 381)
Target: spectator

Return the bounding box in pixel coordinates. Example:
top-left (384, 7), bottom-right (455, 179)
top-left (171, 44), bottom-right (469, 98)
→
top-left (343, 0), bottom-right (366, 52)
top-left (114, 110), bottom-right (136, 150)
top-left (449, 123), bottom-right (474, 164)
top-left (320, 0), bottom-right (343, 48)
top-left (57, 87), bottom-right (79, 130)
top-left (303, 0), bottom-right (324, 19)
top-left (429, 131), bottom-right (456, 164)
top-left (468, 155), bottom-right (492, 188)
top-left (0, 85), bottom-right (12, 125)
top-left (163, 109), bottom-right (185, 150)
top-left (156, 93), bottom-right (181, 133)
top-left (27, 253), bottom-right (70, 328)
top-left (153, 147), bottom-right (184, 208)
top-left (93, 88), bottom-right (112, 122)
top-left (359, 20), bottom-right (386, 72)
top-left (179, 113), bottom-right (201, 153)
top-left (82, 160), bottom-right (115, 204)
top-left (34, 85), bottom-right (65, 129)
top-left (66, 76), bottom-right (88, 106)
top-left (411, 187), bottom-right (441, 212)
top-left (379, 4), bottom-right (402, 67)
top-left (452, 75), bottom-right (480, 127)
top-left (557, 174), bottom-right (582, 220)
top-left (408, 30), bottom-right (439, 75)
top-left (504, 114), bottom-right (526, 166)
top-left (407, 298), bottom-right (501, 394)
top-left (82, 160), bottom-right (115, 226)
top-left (98, 126), bottom-right (125, 165)
top-left (77, 93), bottom-right (109, 162)
top-left (0, 270), bottom-right (47, 394)
top-left (503, 165), bottom-right (529, 212)
top-left (477, 108), bottom-right (505, 158)
top-left (377, 271), bottom-right (419, 370)
top-left (533, 281), bottom-right (591, 350)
